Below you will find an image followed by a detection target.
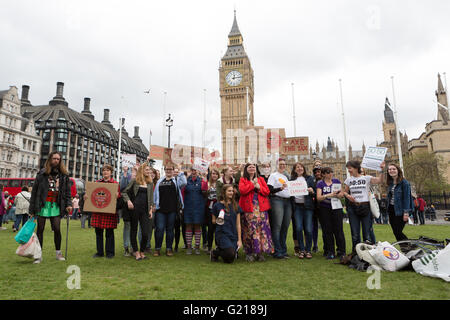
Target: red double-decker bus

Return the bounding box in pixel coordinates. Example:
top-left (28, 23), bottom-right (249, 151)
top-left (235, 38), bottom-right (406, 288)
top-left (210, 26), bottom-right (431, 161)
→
top-left (0, 177), bottom-right (78, 198)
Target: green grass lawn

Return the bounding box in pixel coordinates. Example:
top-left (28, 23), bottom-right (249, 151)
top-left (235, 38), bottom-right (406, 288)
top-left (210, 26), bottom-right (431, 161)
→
top-left (1, 220), bottom-right (449, 300)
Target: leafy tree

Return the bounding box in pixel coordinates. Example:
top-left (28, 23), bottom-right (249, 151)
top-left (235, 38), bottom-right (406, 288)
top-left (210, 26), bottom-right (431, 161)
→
top-left (403, 151), bottom-right (449, 193)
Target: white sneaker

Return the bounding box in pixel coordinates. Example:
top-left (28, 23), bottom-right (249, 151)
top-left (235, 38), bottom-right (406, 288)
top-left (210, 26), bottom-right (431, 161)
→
top-left (0, 227), bottom-right (7, 230)
top-left (33, 258), bottom-right (42, 264)
top-left (56, 252), bottom-right (66, 261)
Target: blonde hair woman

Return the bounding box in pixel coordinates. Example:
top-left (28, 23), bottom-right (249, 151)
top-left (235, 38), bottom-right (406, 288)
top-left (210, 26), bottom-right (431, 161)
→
top-left (122, 163), bottom-right (155, 260)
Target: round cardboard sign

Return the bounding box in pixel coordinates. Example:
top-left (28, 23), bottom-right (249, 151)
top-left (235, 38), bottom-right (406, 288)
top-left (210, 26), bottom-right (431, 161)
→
top-left (91, 187), bottom-right (112, 209)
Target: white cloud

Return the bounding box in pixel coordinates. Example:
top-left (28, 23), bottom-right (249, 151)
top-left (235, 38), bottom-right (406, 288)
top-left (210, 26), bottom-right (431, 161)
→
top-left (1, 0), bottom-right (449, 155)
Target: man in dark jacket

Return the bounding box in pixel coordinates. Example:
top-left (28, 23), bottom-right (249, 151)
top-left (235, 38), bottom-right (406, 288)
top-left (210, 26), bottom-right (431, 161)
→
top-left (29, 151), bottom-right (72, 263)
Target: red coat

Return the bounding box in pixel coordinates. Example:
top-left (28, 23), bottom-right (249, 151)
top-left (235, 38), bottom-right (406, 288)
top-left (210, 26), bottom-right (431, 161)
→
top-left (239, 177), bottom-right (271, 213)
top-left (417, 197), bottom-right (426, 211)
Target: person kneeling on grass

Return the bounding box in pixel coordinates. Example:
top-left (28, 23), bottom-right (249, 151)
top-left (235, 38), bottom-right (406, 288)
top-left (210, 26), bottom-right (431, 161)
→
top-left (210, 184), bottom-right (242, 263)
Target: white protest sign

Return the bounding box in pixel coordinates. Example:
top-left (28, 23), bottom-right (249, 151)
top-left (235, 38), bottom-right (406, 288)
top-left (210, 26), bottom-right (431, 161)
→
top-left (331, 183), bottom-right (343, 209)
top-left (122, 154), bottom-right (137, 168)
top-left (287, 179), bottom-right (308, 197)
top-left (192, 157), bottom-right (210, 174)
top-left (361, 147), bottom-right (387, 171)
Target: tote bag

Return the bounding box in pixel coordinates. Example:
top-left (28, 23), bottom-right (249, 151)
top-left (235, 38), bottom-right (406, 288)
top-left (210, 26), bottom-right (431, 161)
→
top-left (14, 217), bottom-right (36, 244)
top-left (369, 192), bottom-right (380, 219)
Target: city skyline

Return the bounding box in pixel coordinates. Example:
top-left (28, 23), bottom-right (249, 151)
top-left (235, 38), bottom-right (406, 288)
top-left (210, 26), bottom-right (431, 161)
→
top-left (1, 0), bottom-right (450, 157)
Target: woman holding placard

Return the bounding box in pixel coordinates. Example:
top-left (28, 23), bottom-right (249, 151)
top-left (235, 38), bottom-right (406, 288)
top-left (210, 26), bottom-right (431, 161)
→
top-left (90, 164), bottom-right (121, 259)
top-left (289, 163), bottom-right (316, 259)
top-left (343, 160), bottom-right (384, 254)
top-left (316, 167), bottom-right (346, 260)
top-left (239, 163), bottom-right (274, 262)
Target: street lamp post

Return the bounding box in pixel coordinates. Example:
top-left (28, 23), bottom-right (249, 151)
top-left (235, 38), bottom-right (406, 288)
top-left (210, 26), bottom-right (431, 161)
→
top-left (166, 113), bottom-right (173, 149)
top-left (116, 117), bottom-right (125, 183)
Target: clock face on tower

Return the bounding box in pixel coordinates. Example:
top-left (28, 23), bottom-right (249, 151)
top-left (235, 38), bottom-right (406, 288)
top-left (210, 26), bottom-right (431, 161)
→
top-left (225, 70), bottom-right (242, 86)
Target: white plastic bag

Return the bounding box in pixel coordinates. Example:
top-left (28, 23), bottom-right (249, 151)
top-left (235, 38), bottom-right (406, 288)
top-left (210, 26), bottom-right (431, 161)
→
top-left (16, 233), bottom-right (42, 260)
top-left (369, 192), bottom-right (380, 219)
top-left (369, 241), bottom-right (410, 271)
top-left (412, 244), bottom-right (450, 282)
top-left (356, 243), bottom-right (383, 271)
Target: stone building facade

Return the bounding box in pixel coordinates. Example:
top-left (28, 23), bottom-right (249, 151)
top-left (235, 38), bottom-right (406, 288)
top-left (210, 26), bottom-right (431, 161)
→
top-left (0, 86), bottom-right (41, 178)
top-left (408, 73), bottom-right (450, 183)
top-left (21, 82), bottom-right (148, 182)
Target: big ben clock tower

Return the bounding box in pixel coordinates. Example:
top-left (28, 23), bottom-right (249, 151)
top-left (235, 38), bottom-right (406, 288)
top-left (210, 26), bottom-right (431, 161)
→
top-left (219, 11), bottom-right (255, 164)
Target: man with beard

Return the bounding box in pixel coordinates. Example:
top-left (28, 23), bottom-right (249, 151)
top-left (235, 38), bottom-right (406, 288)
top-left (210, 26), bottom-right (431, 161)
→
top-left (29, 151), bottom-right (72, 264)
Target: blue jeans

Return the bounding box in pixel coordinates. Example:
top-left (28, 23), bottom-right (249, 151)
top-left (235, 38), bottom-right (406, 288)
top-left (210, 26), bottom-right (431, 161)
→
top-left (293, 204), bottom-right (313, 252)
top-left (155, 211), bottom-right (176, 251)
top-left (14, 214), bottom-right (28, 230)
top-left (270, 197), bottom-right (292, 257)
top-left (123, 220), bottom-right (131, 249)
top-left (347, 204), bottom-right (372, 253)
top-left (4, 207), bottom-right (15, 222)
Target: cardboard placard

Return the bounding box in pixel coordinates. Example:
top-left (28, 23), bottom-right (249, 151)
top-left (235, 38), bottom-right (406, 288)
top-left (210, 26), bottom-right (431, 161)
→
top-left (149, 145), bottom-right (165, 160)
top-left (122, 154), bottom-right (136, 168)
top-left (281, 137), bottom-right (309, 155)
top-left (361, 146), bottom-right (387, 172)
top-left (287, 179), bottom-right (308, 196)
top-left (83, 182), bottom-right (118, 214)
top-left (163, 148), bottom-right (173, 166)
top-left (331, 183), bottom-right (343, 209)
top-left (192, 157), bottom-right (210, 174)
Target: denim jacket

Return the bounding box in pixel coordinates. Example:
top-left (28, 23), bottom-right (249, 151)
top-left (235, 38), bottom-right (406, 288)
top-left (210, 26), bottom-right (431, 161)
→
top-left (386, 178), bottom-right (413, 216)
top-left (153, 172), bottom-right (187, 210)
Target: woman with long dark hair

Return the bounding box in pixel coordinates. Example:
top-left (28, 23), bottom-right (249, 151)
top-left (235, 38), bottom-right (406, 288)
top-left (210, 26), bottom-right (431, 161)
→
top-left (239, 163), bottom-right (273, 262)
top-left (343, 160), bottom-right (384, 254)
top-left (210, 184), bottom-right (242, 263)
top-left (385, 163), bottom-right (413, 244)
top-left (316, 167), bottom-right (346, 260)
top-left (290, 163), bottom-right (316, 259)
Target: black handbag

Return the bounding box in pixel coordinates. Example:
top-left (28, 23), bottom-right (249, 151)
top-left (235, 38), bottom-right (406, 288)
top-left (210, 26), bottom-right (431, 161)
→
top-left (353, 203), bottom-right (370, 217)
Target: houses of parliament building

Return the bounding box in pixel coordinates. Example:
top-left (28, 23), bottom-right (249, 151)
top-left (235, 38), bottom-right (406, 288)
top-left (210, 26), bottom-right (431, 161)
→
top-left (218, 12), bottom-right (412, 183)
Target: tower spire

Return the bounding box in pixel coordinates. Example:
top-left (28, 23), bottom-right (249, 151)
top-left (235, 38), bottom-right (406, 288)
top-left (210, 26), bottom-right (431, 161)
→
top-left (436, 73), bottom-right (449, 124)
top-left (229, 9), bottom-right (241, 37)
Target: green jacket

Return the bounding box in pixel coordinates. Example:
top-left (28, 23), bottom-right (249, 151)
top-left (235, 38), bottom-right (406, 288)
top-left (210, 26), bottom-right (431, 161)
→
top-left (121, 179), bottom-right (154, 213)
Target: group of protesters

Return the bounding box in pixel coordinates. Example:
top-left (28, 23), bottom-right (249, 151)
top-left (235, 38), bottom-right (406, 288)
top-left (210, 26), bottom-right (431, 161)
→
top-left (20, 150), bottom-right (415, 264)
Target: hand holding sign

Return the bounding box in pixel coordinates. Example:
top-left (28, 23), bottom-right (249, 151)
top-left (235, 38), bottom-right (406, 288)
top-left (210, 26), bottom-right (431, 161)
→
top-left (286, 180), bottom-right (308, 196)
top-left (361, 147), bottom-right (387, 172)
top-left (278, 178), bottom-right (288, 190)
top-left (193, 157), bottom-right (210, 174)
